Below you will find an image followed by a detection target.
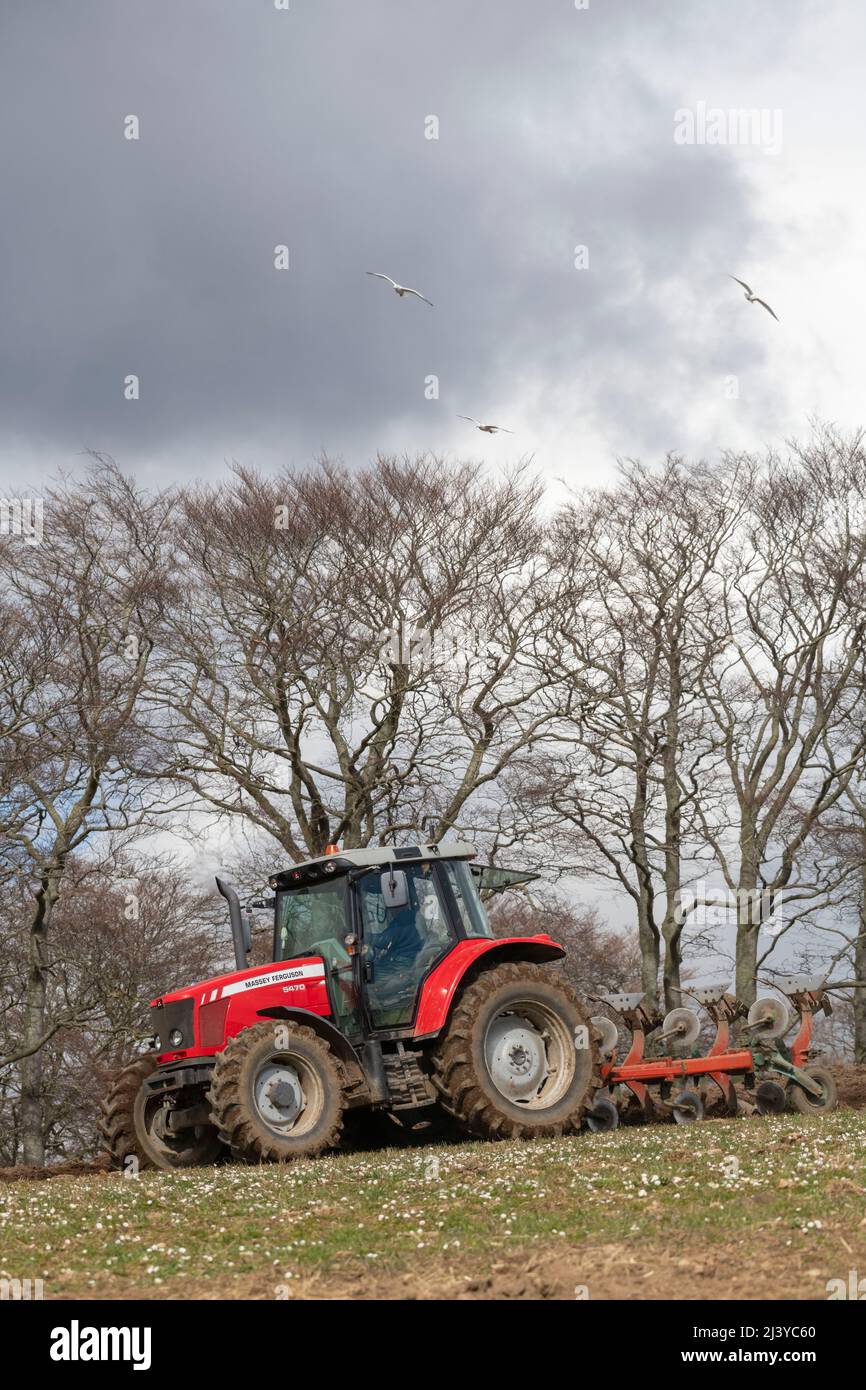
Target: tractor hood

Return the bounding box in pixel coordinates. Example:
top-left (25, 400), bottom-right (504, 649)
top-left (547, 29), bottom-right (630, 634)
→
top-left (151, 958), bottom-right (324, 1011)
top-left (150, 957), bottom-right (331, 1062)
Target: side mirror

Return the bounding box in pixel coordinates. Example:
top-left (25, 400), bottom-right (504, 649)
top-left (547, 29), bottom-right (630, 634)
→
top-left (380, 868), bottom-right (409, 909)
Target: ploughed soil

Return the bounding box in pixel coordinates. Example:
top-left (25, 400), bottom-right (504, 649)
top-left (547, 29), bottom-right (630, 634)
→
top-left (174, 1231), bottom-right (856, 1302)
top-left (832, 1063), bottom-right (866, 1109)
top-left (0, 1155), bottom-right (112, 1184)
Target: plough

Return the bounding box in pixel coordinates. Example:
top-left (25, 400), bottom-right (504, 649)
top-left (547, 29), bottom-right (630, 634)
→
top-left (586, 973), bottom-right (837, 1131)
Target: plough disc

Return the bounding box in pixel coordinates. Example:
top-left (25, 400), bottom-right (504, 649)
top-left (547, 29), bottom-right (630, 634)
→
top-left (659, 1007), bottom-right (701, 1048)
top-left (586, 1096), bottom-right (620, 1132)
top-left (590, 1015), bottom-right (619, 1059)
top-left (746, 997), bottom-right (790, 1041)
top-left (671, 1088), bottom-right (704, 1124)
top-left (754, 1079), bottom-right (787, 1115)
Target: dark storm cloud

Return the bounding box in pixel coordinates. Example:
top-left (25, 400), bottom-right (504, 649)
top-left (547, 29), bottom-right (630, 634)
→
top-left (0, 0), bottom-right (808, 484)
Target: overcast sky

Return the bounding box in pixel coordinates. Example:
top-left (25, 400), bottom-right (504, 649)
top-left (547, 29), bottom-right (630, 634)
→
top-left (1, 0), bottom-right (864, 493)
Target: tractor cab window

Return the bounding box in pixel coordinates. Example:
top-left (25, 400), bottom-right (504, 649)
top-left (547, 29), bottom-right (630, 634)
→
top-left (357, 862), bottom-right (454, 1029)
top-left (445, 860), bottom-right (494, 938)
top-left (275, 878), bottom-right (349, 963)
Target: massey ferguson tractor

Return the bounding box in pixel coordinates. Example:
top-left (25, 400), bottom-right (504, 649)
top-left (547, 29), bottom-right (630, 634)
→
top-left (100, 840), bottom-right (838, 1171)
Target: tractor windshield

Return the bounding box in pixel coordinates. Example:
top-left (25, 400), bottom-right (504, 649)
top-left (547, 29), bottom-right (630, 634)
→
top-left (274, 877), bottom-right (349, 962)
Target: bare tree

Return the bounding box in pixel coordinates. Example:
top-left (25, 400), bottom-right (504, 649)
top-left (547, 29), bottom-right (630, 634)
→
top-left (0, 850), bottom-right (224, 1164)
top-left (0, 461), bottom-right (175, 1162)
top-left (488, 889), bottom-right (642, 997)
top-left (528, 455), bottom-right (747, 1006)
top-left (779, 771), bottom-right (866, 1061)
top-left (694, 428), bottom-right (866, 1003)
top-left (154, 455), bottom-right (561, 860)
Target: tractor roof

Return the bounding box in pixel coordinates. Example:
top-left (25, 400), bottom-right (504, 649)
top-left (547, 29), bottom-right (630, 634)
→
top-left (268, 840), bottom-right (476, 890)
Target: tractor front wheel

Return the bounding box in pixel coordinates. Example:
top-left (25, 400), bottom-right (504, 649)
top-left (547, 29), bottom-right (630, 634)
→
top-left (99, 1055), bottom-right (223, 1171)
top-left (431, 962), bottom-right (601, 1140)
top-left (209, 1021), bottom-right (345, 1162)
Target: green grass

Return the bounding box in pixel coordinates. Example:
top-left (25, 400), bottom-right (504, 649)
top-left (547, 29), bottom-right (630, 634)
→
top-left (2, 1110), bottom-right (865, 1299)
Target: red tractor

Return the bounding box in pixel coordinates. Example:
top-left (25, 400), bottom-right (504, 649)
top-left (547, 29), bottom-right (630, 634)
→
top-left (100, 842), bottom-right (603, 1169)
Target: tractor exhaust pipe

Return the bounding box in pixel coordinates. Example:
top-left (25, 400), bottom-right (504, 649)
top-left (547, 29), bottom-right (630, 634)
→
top-left (215, 876), bottom-right (251, 971)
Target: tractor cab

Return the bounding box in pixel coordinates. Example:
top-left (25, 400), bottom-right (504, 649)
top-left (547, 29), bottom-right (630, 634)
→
top-left (265, 842), bottom-right (518, 1040)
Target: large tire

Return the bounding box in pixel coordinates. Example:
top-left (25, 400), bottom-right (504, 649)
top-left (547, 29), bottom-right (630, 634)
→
top-left (431, 962), bottom-right (601, 1140)
top-left (99, 1057), bottom-right (158, 1171)
top-left (209, 1021), bottom-right (345, 1163)
top-left (99, 1055), bottom-right (223, 1171)
top-left (788, 1064), bottom-right (838, 1115)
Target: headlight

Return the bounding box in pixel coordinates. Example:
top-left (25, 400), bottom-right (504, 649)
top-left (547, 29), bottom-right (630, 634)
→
top-left (168, 1028), bottom-right (184, 1048)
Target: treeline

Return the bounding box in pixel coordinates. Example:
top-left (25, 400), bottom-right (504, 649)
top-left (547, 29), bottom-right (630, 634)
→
top-left (2, 424), bottom-right (866, 1162)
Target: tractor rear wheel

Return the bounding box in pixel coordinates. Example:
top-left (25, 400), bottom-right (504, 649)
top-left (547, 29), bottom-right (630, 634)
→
top-left (431, 962), bottom-right (601, 1140)
top-left (99, 1055), bottom-right (223, 1171)
top-left (788, 1065), bottom-right (838, 1115)
top-left (209, 1021), bottom-right (345, 1162)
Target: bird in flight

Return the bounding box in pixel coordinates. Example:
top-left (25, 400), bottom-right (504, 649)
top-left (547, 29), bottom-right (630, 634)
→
top-left (366, 272), bottom-right (433, 306)
top-left (728, 275), bottom-right (779, 321)
top-left (458, 416), bottom-right (514, 434)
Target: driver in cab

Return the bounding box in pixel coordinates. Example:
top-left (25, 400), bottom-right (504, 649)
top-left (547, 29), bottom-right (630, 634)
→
top-left (373, 870), bottom-right (441, 979)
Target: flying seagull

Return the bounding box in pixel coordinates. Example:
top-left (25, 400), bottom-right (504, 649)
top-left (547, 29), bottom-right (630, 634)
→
top-left (728, 275), bottom-right (780, 321)
top-left (458, 416), bottom-right (514, 435)
top-left (366, 272), bottom-right (433, 306)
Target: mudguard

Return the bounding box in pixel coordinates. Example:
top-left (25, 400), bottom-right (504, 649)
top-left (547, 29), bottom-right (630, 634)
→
top-left (412, 934), bottom-right (564, 1039)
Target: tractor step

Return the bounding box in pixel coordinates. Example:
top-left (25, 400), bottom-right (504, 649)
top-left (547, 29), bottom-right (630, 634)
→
top-left (382, 1043), bottom-right (437, 1109)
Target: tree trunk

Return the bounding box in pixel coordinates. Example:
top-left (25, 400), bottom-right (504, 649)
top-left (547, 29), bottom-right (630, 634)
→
top-left (660, 697), bottom-right (683, 1011)
top-left (19, 876), bottom-right (58, 1166)
top-left (636, 891), bottom-right (660, 1007)
top-left (734, 922), bottom-right (760, 1007)
top-left (662, 916), bottom-right (683, 1012)
top-left (734, 822), bottom-right (762, 1006)
top-left (631, 764), bottom-right (660, 1007)
top-left (855, 858), bottom-right (866, 1064)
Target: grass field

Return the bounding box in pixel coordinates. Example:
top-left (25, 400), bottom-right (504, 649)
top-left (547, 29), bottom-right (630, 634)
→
top-left (2, 1110), bottom-right (865, 1300)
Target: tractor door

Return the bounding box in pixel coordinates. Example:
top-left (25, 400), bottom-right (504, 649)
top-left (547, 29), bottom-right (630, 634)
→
top-left (274, 877), bottom-right (364, 1043)
top-left (355, 862), bottom-right (456, 1030)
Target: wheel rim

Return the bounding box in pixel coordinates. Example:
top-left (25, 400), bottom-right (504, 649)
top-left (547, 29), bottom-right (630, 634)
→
top-left (483, 1001), bottom-right (576, 1109)
top-left (253, 1054), bottom-right (324, 1136)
